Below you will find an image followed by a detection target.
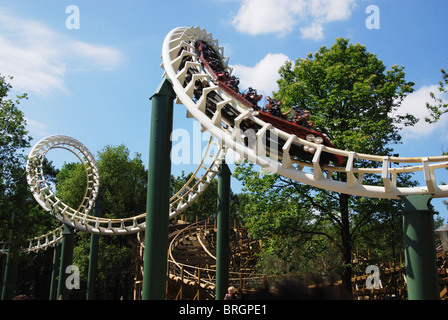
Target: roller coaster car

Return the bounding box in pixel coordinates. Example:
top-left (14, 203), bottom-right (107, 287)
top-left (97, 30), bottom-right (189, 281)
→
top-left (195, 41), bottom-right (345, 166)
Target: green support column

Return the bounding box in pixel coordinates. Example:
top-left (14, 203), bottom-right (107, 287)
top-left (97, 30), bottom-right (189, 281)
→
top-left (86, 201), bottom-right (101, 300)
top-left (57, 224), bottom-right (75, 300)
top-left (1, 212), bottom-right (19, 301)
top-left (142, 77), bottom-right (175, 300)
top-left (399, 194), bottom-right (439, 300)
top-left (215, 161), bottom-right (232, 300)
top-left (0, 255), bottom-right (5, 297)
top-left (1, 248), bottom-right (19, 300)
top-left (49, 242), bottom-right (61, 300)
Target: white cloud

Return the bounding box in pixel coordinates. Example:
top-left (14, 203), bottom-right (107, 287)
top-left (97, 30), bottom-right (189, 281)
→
top-left (231, 0), bottom-right (357, 40)
top-left (232, 0), bottom-right (307, 36)
top-left (308, 0), bottom-right (356, 22)
top-left (231, 53), bottom-right (290, 96)
top-left (0, 9), bottom-right (124, 96)
top-left (67, 41), bottom-right (124, 71)
top-left (300, 22), bottom-right (324, 40)
top-left (25, 118), bottom-right (50, 137)
top-left (394, 85), bottom-right (448, 138)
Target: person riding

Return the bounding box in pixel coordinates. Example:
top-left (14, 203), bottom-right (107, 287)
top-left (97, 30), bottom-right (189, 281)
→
top-left (294, 109), bottom-right (311, 127)
top-left (243, 87), bottom-right (263, 109)
top-left (265, 96), bottom-right (292, 119)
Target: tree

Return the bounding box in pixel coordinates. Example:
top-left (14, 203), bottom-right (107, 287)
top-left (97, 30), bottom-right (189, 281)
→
top-left (236, 38), bottom-right (418, 293)
top-left (425, 66), bottom-right (448, 124)
top-left (56, 144), bottom-right (148, 299)
top-left (97, 144), bottom-right (147, 219)
top-left (0, 74), bottom-right (32, 241)
top-left (0, 75), bottom-right (62, 299)
top-left (170, 171), bottom-right (248, 227)
top-left (425, 65), bottom-right (448, 209)
top-left (171, 171), bottom-right (219, 222)
top-left (56, 162), bottom-right (87, 210)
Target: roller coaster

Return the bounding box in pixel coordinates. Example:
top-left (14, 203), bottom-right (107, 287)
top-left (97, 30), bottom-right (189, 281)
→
top-left (3, 26), bottom-right (448, 300)
top-left (162, 26), bottom-right (448, 200)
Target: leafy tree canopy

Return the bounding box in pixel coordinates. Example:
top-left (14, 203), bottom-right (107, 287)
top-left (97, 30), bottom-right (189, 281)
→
top-left (235, 38), bottom-right (420, 291)
top-left (426, 67), bottom-right (448, 124)
top-left (276, 37), bottom-right (416, 156)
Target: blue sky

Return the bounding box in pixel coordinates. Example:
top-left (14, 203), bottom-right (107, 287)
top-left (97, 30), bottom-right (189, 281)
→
top-left (1, 0), bottom-right (448, 220)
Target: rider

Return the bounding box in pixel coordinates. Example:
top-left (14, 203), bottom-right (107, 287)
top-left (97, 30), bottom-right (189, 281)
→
top-left (294, 110), bottom-right (311, 127)
top-left (243, 87), bottom-right (263, 109)
top-left (265, 96), bottom-right (293, 119)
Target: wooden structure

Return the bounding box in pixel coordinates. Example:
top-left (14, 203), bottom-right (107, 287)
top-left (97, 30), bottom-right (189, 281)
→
top-left (133, 219), bottom-right (261, 300)
top-left (133, 220), bottom-right (448, 300)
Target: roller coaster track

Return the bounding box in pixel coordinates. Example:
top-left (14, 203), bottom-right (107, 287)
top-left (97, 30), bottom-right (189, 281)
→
top-left (9, 26), bottom-right (448, 299)
top-left (14, 134), bottom-right (224, 255)
top-left (19, 26), bottom-right (448, 250)
top-left (134, 220), bottom-right (261, 300)
top-left (161, 26), bottom-right (448, 200)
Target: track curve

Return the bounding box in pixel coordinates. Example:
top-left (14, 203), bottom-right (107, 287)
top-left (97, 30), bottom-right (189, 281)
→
top-left (161, 26), bottom-right (448, 200)
top-left (25, 134), bottom-right (225, 237)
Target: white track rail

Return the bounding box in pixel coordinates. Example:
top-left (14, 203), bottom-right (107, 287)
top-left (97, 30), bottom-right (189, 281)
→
top-left (25, 226), bottom-right (64, 254)
top-left (25, 134), bottom-right (224, 238)
top-left (18, 26), bottom-right (448, 252)
top-left (161, 26), bottom-right (448, 200)
top-left (0, 226), bottom-right (64, 255)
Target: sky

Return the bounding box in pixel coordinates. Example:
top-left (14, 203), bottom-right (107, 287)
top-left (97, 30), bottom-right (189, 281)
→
top-left (1, 0), bottom-right (448, 221)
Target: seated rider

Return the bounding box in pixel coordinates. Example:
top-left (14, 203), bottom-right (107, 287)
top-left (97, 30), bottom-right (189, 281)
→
top-left (265, 97), bottom-right (292, 119)
top-left (243, 87), bottom-right (263, 109)
top-left (294, 109), bottom-right (311, 127)
top-left (226, 75), bottom-right (240, 93)
top-left (193, 79), bottom-right (209, 101)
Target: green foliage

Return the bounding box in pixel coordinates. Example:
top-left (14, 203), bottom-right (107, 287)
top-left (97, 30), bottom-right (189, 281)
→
top-left (0, 74), bottom-right (32, 239)
top-left (276, 38), bottom-right (416, 155)
top-left (97, 145), bottom-right (147, 219)
top-left (426, 67), bottom-right (448, 124)
top-left (55, 145), bottom-right (147, 299)
top-left (56, 162), bottom-right (87, 209)
top-left (0, 75), bottom-right (59, 299)
top-left (0, 76), bottom-right (31, 169)
top-left (235, 38), bottom-right (419, 288)
top-left (171, 171), bottom-right (246, 224)
top-left (170, 171), bottom-right (219, 222)
top-left (424, 64), bottom-right (448, 210)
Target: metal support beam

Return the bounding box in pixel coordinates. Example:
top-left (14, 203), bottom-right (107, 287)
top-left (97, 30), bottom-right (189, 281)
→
top-left (216, 162), bottom-right (232, 300)
top-left (1, 212), bottom-right (19, 301)
top-left (49, 242), bottom-right (61, 300)
top-left (142, 77), bottom-right (175, 300)
top-left (399, 194), bottom-right (439, 300)
top-left (86, 201), bottom-right (101, 300)
top-left (1, 248), bottom-right (19, 300)
top-left (57, 224), bottom-right (75, 300)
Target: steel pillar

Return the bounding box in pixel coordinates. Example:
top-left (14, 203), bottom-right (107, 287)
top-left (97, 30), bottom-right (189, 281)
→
top-left (86, 201), bottom-right (101, 300)
top-left (1, 248), bottom-right (19, 300)
top-left (1, 212), bottom-right (19, 301)
top-left (399, 194), bottom-right (439, 300)
top-left (49, 242), bottom-right (61, 300)
top-left (215, 162), bottom-right (232, 300)
top-left (57, 224), bottom-right (75, 300)
top-left (142, 77), bottom-right (175, 300)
